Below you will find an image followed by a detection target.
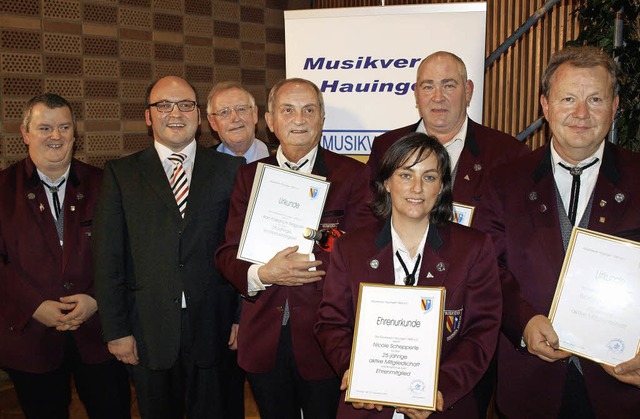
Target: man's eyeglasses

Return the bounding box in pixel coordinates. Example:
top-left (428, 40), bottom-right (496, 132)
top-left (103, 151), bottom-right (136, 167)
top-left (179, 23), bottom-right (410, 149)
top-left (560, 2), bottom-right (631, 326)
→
top-left (210, 105), bottom-right (253, 119)
top-left (148, 100), bottom-right (197, 113)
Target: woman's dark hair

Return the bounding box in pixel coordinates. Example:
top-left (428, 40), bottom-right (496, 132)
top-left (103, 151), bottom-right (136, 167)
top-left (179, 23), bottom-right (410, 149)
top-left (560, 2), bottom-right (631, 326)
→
top-left (370, 132), bottom-right (453, 225)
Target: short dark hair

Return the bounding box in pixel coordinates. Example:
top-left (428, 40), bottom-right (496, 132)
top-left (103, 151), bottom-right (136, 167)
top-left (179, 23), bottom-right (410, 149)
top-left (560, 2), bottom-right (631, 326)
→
top-left (541, 45), bottom-right (619, 98)
top-left (145, 76), bottom-right (199, 106)
top-left (21, 93), bottom-right (76, 134)
top-left (370, 132), bottom-right (453, 225)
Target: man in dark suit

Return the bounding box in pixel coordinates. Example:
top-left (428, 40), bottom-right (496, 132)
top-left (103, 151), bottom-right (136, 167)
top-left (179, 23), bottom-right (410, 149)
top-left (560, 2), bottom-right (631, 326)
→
top-left (216, 78), bottom-right (376, 419)
top-left (0, 93), bottom-right (130, 419)
top-left (476, 46), bottom-right (640, 418)
top-left (93, 76), bottom-right (244, 419)
top-left (366, 51), bottom-right (529, 218)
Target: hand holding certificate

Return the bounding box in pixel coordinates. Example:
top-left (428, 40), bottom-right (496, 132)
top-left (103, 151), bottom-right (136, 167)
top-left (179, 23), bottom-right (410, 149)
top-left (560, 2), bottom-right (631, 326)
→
top-left (549, 228), bottom-right (640, 366)
top-left (237, 163), bottom-right (330, 264)
top-left (346, 284), bottom-right (445, 411)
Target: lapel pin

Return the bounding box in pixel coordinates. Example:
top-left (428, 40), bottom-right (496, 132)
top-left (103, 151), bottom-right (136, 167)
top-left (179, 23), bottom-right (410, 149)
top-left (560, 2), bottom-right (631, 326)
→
top-left (473, 164), bottom-right (482, 172)
top-left (436, 262), bottom-right (445, 272)
top-left (599, 200), bottom-right (607, 207)
top-left (599, 217), bottom-right (606, 223)
top-left (70, 206), bottom-right (76, 212)
top-left (369, 259), bottom-right (379, 269)
top-left (539, 204), bottom-right (547, 213)
top-left (463, 175), bottom-right (470, 181)
top-left (615, 193), bottom-right (624, 203)
top-left (76, 193), bottom-right (84, 200)
top-left (426, 272), bottom-right (434, 278)
top-left (39, 203), bottom-right (45, 212)
top-left (27, 193), bottom-right (36, 200)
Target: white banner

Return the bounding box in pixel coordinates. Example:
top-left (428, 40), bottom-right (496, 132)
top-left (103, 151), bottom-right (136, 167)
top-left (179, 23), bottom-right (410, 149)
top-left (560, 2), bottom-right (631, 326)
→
top-left (285, 4), bottom-right (487, 155)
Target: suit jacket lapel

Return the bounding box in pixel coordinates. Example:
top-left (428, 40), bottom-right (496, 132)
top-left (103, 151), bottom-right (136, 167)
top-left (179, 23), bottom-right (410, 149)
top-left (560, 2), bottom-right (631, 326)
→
top-left (452, 119), bottom-right (483, 202)
top-left (589, 143), bottom-right (629, 235)
top-left (366, 220), bottom-right (394, 284)
top-left (528, 146), bottom-right (565, 271)
top-left (183, 144), bottom-right (208, 225)
top-left (61, 164), bottom-right (81, 273)
top-left (138, 147), bottom-right (182, 218)
top-left (311, 146), bottom-right (329, 178)
top-left (23, 159), bottom-right (62, 260)
top-left (417, 224), bottom-right (448, 287)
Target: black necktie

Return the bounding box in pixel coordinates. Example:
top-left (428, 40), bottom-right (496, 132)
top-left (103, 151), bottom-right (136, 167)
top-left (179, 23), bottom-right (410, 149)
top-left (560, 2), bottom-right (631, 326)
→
top-left (284, 159), bottom-right (309, 171)
top-left (558, 158), bottom-right (599, 225)
top-left (42, 178), bottom-right (66, 219)
top-left (396, 251), bottom-right (421, 286)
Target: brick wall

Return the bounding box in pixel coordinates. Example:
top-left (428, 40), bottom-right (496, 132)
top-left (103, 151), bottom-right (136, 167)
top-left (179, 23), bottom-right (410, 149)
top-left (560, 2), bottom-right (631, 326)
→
top-left (0, 0), bottom-right (289, 169)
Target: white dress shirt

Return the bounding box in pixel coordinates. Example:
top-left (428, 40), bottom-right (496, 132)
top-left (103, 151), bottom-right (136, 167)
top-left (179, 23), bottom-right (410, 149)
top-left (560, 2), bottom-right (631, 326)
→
top-left (417, 117), bottom-right (468, 171)
top-left (550, 139), bottom-right (604, 225)
top-left (154, 139), bottom-right (197, 307)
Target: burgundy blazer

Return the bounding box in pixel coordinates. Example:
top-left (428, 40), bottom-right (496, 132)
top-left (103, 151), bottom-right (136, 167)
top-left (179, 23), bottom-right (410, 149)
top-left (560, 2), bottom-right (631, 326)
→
top-left (366, 119), bottom-right (529, 217)
top-left (0, 158), bottom-right (111, 373)
top-left (315, 220), bottom-right (501, 418)
top-left (475, 143), bottom-right (640, 418)
top-left (215, 147), bottom-right (377, 380)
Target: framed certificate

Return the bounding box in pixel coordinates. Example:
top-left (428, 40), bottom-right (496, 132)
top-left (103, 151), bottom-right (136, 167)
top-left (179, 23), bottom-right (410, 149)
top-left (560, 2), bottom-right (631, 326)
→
top-left (452, 202), bottom-right (474, 227)
top-left (237, 163), bottom-right (330, 264)
top-left (549, 227), bottom-right (640, 366)
top-left (347, 283), bottom-right (445, 410)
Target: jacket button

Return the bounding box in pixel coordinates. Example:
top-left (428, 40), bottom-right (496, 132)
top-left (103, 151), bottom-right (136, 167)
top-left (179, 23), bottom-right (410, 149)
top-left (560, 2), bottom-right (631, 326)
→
top-left (63, 282), bottom-right (73, 290)
top-left (276, 306), bottom-right (284, 312)
top-left (179, 263), bottom-right (185, 268)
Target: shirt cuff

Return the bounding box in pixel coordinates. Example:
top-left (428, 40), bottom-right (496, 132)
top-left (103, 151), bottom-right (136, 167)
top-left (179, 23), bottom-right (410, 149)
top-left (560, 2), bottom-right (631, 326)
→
top-left (247, 264), bottom-right (270, 296)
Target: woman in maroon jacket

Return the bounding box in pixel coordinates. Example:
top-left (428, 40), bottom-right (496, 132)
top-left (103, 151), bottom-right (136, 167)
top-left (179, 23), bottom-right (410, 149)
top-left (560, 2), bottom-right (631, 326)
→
top-left (315, 132), bottom-right (501, 419)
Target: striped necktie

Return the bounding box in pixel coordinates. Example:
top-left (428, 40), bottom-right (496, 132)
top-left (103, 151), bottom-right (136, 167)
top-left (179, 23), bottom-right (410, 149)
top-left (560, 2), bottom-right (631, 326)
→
top-left (168, 153), bottom-right (189, 217)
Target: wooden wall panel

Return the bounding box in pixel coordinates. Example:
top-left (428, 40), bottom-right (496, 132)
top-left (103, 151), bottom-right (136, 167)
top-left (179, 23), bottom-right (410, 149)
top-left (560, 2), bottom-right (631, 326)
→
top-left (314, 0), bottom-right (582, 149)
top-left (0, 0), bottom-right (288, 170)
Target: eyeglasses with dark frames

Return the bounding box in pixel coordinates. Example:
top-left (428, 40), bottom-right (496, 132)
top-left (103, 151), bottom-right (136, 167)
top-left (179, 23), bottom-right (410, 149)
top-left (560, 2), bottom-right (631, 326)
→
top-left (148, 100), bottom-right (197, 113)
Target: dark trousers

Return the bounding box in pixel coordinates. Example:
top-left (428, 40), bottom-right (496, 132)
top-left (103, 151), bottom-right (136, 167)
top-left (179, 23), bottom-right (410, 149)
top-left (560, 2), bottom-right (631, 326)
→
top-left (6, 333), bottom-right (131, 419)
top-left (130, 310), bottom-right (244, 419)
top-left (247, 324), bottom-right (340, 419)
top-left (558, 361), bottom-right (596, 419)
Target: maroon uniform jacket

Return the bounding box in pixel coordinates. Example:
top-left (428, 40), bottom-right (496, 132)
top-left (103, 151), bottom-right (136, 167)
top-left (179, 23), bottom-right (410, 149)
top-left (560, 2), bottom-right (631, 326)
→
top-left (366, 119), bottom-right (529, 215)
top-left (215, 147), bottom-right (377, 381)
top-left (475, 143), bottom-right (640, 418)
top-left (0, 158), bottom-right (111, 373)
top-left (315, 220), bottom-right (501, 418)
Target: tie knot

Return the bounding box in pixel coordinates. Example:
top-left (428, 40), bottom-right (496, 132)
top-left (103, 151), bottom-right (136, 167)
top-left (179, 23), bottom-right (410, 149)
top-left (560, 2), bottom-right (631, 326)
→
top-left (42, 178), bottom-right (66, 193)
top-left (558, 158), bottom-right (599, 178)
top-left (284, 159), bottom-right (309, 171)
top-left (168, 153), bottom-right (186, 165)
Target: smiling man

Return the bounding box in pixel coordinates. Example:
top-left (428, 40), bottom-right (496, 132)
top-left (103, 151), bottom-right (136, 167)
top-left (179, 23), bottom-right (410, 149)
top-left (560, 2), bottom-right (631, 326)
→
top-left (206, 81), bottom-right (270, 163)
top-left (476, 46), bottom-right (640, 418)
top-left (216, 78), bottom-right (376, 419)
top-left (93, 76), bottom-right (245, 418)
top-left (0, 93), bottom-right (130, 418)
top-left (366, 51), bottom-right (528, 225)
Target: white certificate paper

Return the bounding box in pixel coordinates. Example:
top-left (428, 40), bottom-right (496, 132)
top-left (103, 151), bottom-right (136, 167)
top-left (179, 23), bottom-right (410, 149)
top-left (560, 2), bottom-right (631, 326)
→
top-left (549, 227), bottom-right (640, 366)
top-left (237, 163), bottom-right (330, 264)
top-left (347, 284), bottom-right (445, 410)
